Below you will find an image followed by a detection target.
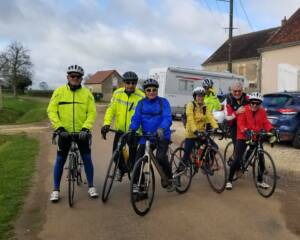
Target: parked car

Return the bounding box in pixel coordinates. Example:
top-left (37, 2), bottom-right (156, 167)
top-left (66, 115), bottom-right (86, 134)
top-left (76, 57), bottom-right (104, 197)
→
top-left (263, 91), bottom-right (300, 148)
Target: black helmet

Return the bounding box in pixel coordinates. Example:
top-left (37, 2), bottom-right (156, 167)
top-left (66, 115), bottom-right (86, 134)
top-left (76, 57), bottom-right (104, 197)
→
top-left (202, 78), bottom-right (213, 90)
top-left (123, 71), bottom-right (138, 82)
top-left (143, 78), bottom-right (159, 90)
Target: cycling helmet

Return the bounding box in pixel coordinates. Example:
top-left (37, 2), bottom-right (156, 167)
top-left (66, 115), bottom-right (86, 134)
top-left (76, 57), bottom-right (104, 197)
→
top-left (202, 78), bottom-right (214, 90)
top-left (123, 71), bottom-right (138, 82)
top-left (248, 92), bottom-right (263, 102)
top-left (67, 65), bottom-right (84, 76)
top-left (143, 78), bottom-right (159, 90)
top-left (193, 86), bottom-right (205, 98)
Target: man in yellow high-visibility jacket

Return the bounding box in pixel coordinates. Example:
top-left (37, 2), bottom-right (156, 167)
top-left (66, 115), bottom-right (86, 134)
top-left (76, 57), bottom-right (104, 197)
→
top-left (101, 71), bottom-right (145, 181)
top-left (47, 64), bottom-right (98, 202)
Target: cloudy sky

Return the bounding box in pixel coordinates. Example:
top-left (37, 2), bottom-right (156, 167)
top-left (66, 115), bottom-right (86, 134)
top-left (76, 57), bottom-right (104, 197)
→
top-left (0, 0), bottom-right (299, 88)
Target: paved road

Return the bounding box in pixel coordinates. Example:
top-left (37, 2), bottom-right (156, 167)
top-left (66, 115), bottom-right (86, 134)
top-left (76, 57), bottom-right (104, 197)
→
top-left (15, 108), bottom-right (300, 240)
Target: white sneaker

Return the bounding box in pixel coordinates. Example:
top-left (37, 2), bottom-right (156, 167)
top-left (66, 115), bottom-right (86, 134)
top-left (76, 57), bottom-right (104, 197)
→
top-left (115, 169), bottom-right (123, 182)
top-left (225, 182), bottom-right (233, 190)
top-left (50, 191), bottom-right (60, 202)
top-left (257, 182), bottom-right (270, 189)
top-left (88, 187), bottom-right (99, 198)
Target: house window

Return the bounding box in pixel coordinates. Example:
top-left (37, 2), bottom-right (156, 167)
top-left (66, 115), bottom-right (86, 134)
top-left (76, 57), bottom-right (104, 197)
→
top-left (179, 80), bottom-right (194, 91)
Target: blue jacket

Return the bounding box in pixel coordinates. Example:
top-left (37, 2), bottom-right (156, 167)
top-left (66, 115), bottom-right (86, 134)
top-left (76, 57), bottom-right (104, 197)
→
top-left (130, 96), bottom-right (172, 144)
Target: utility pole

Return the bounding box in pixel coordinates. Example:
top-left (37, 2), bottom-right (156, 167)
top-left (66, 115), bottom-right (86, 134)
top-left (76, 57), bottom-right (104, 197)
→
top-left (228, 0), bottom-right (233, 73)
top-left (218, 0), bottom-right (234, 72)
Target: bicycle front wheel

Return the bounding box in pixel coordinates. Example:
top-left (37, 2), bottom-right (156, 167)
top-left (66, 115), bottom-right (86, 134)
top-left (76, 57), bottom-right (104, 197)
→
top-left (206, 150), bottom-right (227, 193)
top-left (101, 150), bottom-right (120, 203)
top-left (68, 154), bottom-right (76, 207)
top-left (252, 150), bottom-right (277, 198)
top-left (130, 157), bottom-right (155, 216)
top-left (224, 141), bottom-right (234, 167)
top-left (170, 147), bottom-right (192, 193)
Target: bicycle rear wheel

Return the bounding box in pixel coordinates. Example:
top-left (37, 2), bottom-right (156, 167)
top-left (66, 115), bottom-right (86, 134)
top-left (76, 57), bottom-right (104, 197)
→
top-left (68, 154), bottom-right (76, 207)
top-left (170, 147), bottom-right (192, 193)
top-left (130, 157), bottom-right (155, 216)
top-left (76, 158), bottom-right (83, 186)
top-left (252, 150), bottom-right (277, 198)
top-left (101, 150), bottom-right (119, 203)
top-left (206, 150), bottom-right (227, 193)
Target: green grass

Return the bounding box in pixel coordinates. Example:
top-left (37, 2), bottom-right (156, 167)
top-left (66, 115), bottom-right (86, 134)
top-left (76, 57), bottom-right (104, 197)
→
top-left (0, 96), bottom-right (48, 124)
top-left (0, 134), bottom-right (39, 240)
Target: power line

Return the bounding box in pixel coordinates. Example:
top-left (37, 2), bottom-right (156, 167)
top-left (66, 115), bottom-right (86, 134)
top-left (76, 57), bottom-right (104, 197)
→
top-left (201, 0), bottom-right (225, 31)
top-left (238, 0), bottom-right (254, 31)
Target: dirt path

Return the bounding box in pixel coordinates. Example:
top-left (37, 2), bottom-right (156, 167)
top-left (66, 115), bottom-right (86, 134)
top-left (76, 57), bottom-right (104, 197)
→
top-left (13, 110), bottom-right (300, 240)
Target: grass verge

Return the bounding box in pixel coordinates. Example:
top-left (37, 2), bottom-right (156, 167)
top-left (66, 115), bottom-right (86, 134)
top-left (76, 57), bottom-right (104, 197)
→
top-left (0, 96), bottom-right (48, 124)
top-left (0, 134), bottom-right (39, 240)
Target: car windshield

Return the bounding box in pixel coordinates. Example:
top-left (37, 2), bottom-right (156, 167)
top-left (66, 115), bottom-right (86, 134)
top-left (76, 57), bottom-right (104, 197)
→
top-left (263, 95), bottom-right (291, 108)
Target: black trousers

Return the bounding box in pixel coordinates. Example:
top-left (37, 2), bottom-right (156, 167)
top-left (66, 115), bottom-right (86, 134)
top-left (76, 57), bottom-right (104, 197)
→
top-left (228, 140), bottom-right (265, 182)
top-left (112, 131), bottom-right (138, 174)
top-left (135, 139), bottom-right (172, 180)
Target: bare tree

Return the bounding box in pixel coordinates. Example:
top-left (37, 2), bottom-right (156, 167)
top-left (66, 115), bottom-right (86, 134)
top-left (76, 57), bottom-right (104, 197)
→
top-left (0, 41), bottom-right (33, 96)
top-left (39, 81), bottom-right (49, 90)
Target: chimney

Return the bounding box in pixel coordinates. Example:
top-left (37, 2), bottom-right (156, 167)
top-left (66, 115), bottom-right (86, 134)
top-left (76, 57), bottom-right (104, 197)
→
top-left (281, 16), bottom-right (287, 26)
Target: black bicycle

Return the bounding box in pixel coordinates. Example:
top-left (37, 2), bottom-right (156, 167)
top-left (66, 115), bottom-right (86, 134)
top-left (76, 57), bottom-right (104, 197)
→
top-left (130, 133), bottom-right (192, 216)
top-left (101, 129), bottom-right (133, 203)
top-left (229, 130), bottom-right (279, 198)
top-left (188, 131), bottom-right (226, 193)
top-left (52, 132), bottom-right (89, 207)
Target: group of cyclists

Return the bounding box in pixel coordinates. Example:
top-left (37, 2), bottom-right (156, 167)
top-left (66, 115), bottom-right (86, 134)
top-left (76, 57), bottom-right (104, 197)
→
top-left (47, 64), bottom-right (278, 202)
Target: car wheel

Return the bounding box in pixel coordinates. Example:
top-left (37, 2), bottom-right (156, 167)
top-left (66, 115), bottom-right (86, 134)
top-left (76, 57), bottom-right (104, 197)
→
top-left (292, 127), bottom-right (300, 149)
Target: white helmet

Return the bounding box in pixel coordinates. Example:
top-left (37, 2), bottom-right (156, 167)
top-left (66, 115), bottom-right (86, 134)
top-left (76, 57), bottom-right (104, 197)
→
top-left (248, 92), bottom-right (263, 102)
top-left (213, 110), bottom-right (225, 123)
top-left (193, 86), bottom-right (205, 97)
top-left (67, 65), bottom-right (84, 76)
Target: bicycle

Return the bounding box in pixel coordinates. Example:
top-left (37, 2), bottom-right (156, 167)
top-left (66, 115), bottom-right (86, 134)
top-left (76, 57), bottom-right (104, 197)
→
top-left (179, 130), bottom-right (227, 193)
top-left (229, 130), bottom-right (279, 198)
top-left (52, 132), bottom-right (88, 207)
top-left (130, 133), bottom-right (192, 216)
top-left (101, 129), bottom-right (134, 203)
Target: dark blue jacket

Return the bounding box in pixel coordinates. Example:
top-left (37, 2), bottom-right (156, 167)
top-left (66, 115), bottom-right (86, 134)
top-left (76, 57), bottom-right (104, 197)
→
top-left (130, 96), bottom-right (172, 144)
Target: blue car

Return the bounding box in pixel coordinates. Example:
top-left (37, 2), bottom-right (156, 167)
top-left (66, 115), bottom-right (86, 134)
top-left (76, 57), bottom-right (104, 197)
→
top-left (263, 91), bottom-right (300, 148)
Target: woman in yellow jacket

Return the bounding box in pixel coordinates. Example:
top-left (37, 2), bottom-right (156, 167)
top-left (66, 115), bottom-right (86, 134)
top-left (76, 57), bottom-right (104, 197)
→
top-left (182, 86), bottom-right (218, 168)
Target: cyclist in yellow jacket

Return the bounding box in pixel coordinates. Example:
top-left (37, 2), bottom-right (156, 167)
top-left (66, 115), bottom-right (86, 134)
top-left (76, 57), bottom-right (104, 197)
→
top-left (47, 65), bottom-right (97, 202)
top-left (101, 71), bottom-right (145, 181)
top-left (202, 78), bottom-right (221, 113)
top-left (182, 86), bottom-right (218, 170)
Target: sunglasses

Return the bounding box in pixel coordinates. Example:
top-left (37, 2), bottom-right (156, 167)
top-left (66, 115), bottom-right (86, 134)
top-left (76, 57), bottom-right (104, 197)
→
top-left (145, 88), bottom-right (157, 93)
top-left (233, 90), bottom-right (242, 93)
top-left (250, 101), bottom-right (261, 106)
top-left (125, 81), bottom-right (137, 85)
top-left (69, 75), bottom-right (82, 79)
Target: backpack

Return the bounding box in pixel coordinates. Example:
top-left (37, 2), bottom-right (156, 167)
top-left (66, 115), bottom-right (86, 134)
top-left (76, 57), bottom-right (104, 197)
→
top-left (182, 101), bottom-right (207, 128)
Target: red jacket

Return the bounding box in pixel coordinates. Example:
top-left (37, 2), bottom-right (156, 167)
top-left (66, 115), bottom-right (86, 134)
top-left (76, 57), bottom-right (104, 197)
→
top-left (237, 105), bottom-right (273, 140)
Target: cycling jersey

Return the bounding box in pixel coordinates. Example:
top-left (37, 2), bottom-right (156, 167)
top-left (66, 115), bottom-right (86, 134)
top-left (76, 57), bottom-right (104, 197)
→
top-left (103, 87), bottom-right (145, 132)
top-left (204, 88), bottom-right (221, 112)
top-left (47, 84), bottom-right (96, 132)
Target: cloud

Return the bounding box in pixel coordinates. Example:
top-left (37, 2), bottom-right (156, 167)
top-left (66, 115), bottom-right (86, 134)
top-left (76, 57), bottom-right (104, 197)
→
top-left (0, 0), bottom-right (298, 88)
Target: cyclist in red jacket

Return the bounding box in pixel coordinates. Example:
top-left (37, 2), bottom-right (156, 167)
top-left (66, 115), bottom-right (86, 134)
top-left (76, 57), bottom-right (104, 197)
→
top-left (226, 92), bottom-right (276, 190)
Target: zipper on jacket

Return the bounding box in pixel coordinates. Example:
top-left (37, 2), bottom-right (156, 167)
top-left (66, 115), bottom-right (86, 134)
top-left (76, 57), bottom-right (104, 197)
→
top-left (124, 93), bottom-right (129, 132)
top-left (73, 91), bottom-right (75, 132)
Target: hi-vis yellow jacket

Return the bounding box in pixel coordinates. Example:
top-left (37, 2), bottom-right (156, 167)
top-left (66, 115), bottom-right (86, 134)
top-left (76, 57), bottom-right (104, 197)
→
top-left (47, 85), bottom-right (97, 132)
top-left (103, 87), bottom-right (145, 132)
top-left (185, 100), bottom-right (218, 138)
top-left (204, 87), bottom-right (221, 113)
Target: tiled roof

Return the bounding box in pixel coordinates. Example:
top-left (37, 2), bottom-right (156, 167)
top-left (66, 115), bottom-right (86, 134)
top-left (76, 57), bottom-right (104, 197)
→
top-left (264, 8), bottom-right (300, 47)
top-left (85, 70), bottom-right (121, 84)
top-left (202, 27), bottom-right (279, 65)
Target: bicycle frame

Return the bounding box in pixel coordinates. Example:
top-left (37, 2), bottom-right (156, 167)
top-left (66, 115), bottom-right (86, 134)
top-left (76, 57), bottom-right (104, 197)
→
top-left (143, 138), bottom-right (170, 187)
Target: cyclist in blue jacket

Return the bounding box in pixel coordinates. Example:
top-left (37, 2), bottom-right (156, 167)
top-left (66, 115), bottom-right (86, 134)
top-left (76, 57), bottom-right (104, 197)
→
top-left (129, 78), bottom-right (176, 191)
